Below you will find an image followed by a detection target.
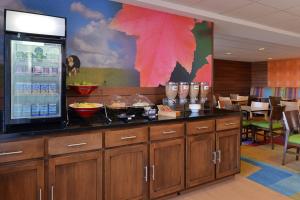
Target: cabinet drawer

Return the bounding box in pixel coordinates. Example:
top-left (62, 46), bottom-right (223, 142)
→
top-left (150, 123), bottom-right (184, 141)
top-left (216, 117), bottom-right (240, 131)
top-left (0, 138), bottom-right (44, 163)
top-left (105, 127), bottom-right (148, 148)
top-left (186, 120), bottom-right (215, 135)
top-left (48, 131), bottom-right (102, 156)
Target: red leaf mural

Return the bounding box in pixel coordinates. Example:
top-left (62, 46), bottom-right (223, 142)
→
top-left (193, 55), bottom-right (212, 85)
top-left (110, 5), bottom-right (196, 86)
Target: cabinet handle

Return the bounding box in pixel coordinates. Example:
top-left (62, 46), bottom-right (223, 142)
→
top-left (51, 185), bottom-right (54, 200)
top-left (144, 166), bottom-right (148, 182)
top-left (152, 165), bottom-right (155, 181)
top-left (196, 126), bottom-right (209, 130)
top-left (212, 151), bottom-right (217, 164)
top-left (162, 130), bottom-right (176, 135)
top-left (39, 188), bottom-right (42, 200)
top-left (224, 122), bottom-right (236, 126)
top-left (0, 150), bottom-right (23, 156)
top-left (66, 142), bottom-right (87, 147)
top-left (121, 136), bottom-right (137, 140)
top-left (217, 150), bottom-right (221, 163)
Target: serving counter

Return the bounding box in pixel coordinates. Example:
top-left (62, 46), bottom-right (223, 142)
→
top-left (0, 109), bottom-right (241, 200)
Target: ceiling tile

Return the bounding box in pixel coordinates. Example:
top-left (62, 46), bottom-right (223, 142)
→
top-left (251, 11), bottom-right (300, 28)
top-left (285, 6), bottom-right (300, 17)
top-left (187, 0), bottom-right (253, 13)
top-left (222, 2), bottom-right (278, 21)
top-left (257, 0), bottom-right (300, 10)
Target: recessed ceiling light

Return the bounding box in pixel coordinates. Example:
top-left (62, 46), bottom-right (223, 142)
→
top-left (224, 52), bottom-right (232, 55)
top-left (268, 57), bottom-right (273, 60)
top-left (258, 47), bottom-right (265, 51)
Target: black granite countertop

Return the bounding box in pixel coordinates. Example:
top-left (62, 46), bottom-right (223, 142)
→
top-left (0, 109), bottom-right (241, 142)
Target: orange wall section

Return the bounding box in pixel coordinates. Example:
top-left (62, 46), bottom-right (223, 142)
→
top-left (268, 58), bottom-right (300, 87)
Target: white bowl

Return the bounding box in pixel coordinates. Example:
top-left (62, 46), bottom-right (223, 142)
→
top-left (189, 104), bottom-right (201, 112)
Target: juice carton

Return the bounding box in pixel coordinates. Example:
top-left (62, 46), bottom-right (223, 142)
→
top-left (15, 82), bottom-right (24, 95)
top-left (43, 67), bottom-right (50, 75)
top-left (23, 82), bottom-right (32, 95)
top-left (40, 83), bottom-right (49, 94)
top-left (22, 104), bottom-right (31, 117)
top-left (31, 83), bottom-right (41, 94)
top-left (32, 66), bottom-right (43, 74)
top-left (48, 103), bottom-right (57, 115)
top-left (50, 67), bottom-right (58, 75)
top-left (31, 104), bottom-right (39, 117)
top-left (49, 83), bottom-right (57, 94)
top-left (39, 104), bottom-right (48, 116)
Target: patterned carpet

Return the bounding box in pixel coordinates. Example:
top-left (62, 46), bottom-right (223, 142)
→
top-left (241, 144), bottom-right (300, 199)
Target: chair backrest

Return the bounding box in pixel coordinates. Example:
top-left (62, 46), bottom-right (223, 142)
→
top-left (269, 96), bottom-right (281, 107)
top-left (230, 94), bottom-right (238, 100)
top-left (251, 101), bottom-right (269, 111)
top-left (280, 101), bottom-right (299, 111)
top-left (282, 110), bottom-right (300, 134)
top-left (219, 97), bottom-right (231, 101)
top-left (224, 104), bottom-right (241, 111)
top-left (237, 96), bottom-right (249, 101)
top-left (218, 100), bottom-right (232, 109)
top-left (270, 105), bottom-right (285, 121)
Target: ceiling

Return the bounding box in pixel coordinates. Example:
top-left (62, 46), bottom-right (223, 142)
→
top-left (117, 0), bottom-right (300, 62)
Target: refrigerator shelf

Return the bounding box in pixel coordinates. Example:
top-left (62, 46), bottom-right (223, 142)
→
top-left (14, 94), bottom-right (60, 97)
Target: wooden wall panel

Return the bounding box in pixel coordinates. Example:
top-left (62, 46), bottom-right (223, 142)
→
top-left (268, 58), bottom-right (300, 87)
top-left (251, 62), bottom-right (268, 87)
top-left (213, 59), bottom-right (251, 96)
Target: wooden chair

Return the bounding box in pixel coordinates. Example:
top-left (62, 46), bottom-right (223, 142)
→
top-left (237, 96), bottom-right (249, 106)
top-left (250, 101), bottom-right (269, 119)
top-left (251, 105), bottom-right (285, 149)
top-left (282, 110), bottom-right (300, 165)
top-left (269, 96), bottom-right (281, 107)
top-left (218, 100), bottom-right (232, 109)
top-left (219, 96), bottom-right (231, 101)
top-left (280, 101), bottom-right (299, 111)
top-left (230, 94), bottom-right (239, 100)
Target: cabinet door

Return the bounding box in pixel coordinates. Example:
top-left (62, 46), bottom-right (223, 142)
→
top-left (48, 151), bottom-right (102, 200)
top-left (150, 138), bottom-right (185, 199)
top-left (105, 144), bottom-right (148, 200)
top-left (216, 129), bottom-right (240, 179)
top-left (186, 133), bottom-right (215, 188)
top-left (0, 160), bottom-right (44, 200)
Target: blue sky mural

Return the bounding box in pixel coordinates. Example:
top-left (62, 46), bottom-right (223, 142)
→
top-left (0, 0), bottom-right (136, 69)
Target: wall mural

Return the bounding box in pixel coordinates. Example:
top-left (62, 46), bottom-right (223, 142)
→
top-left (0, 0), bottom-right (213, 87)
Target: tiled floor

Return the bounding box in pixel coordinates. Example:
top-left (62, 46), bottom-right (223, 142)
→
top-left (174, 143), bottom-right (300, 200)
top-left (173, 175), bottom-right (290, 200)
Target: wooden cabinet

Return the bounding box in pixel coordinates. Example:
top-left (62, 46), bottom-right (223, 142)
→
top-left (0, 160), bottom-right (44, 200)
top-left (186, 133), bottom-right (215, 188)
top-left (186, 120), bottom-right (215, 135)
top-left (48, 151), bottom-right (102, 200)
top-left (216, 117), bottom-right (240, 131)
top-left (48, 132), bottom-right (102, 156)
top-left (105, 144), bottom-right (148, 200)
top-left (0, 138), bottom-right (44, 164)
top-left (105, 127), bottom-right (148, 148)
top-left (150, 138), bottom-right (185, 199)
top-left (0, 115), bottom-right (241, 200)
top-left (216, 129), bottom-right (240, 179)
top-left (150, 123), bottom-right (184, 141)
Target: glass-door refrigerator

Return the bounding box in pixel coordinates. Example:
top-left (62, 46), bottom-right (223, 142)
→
top-left (3, 10), bottom-right (67, 132)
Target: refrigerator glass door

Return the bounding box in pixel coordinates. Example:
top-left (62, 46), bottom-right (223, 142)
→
top-left (10, 40), bottom-right (62, 120)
